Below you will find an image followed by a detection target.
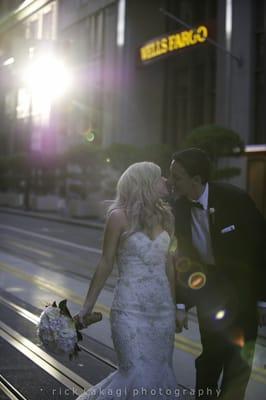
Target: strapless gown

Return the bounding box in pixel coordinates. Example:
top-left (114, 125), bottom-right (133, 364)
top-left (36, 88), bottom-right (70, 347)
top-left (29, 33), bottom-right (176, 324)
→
top-left (76, 231), bottom-right (178, 399)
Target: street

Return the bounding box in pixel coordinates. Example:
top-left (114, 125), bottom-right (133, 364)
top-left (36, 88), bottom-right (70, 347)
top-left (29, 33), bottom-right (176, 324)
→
top-left (0, 211), bottom-right (265, 399)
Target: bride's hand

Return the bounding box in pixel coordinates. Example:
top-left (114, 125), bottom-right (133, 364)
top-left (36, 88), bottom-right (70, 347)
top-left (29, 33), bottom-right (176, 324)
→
top-left (175, 309), bottom-right (188, 333)
top-left (74, 309), bottom-right (103, 330)
top-left (73, 309), bottom-right (88, 329)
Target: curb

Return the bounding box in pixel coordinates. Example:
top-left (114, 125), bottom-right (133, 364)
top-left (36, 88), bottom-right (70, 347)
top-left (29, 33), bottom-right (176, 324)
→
top-left (0, 207), bottom-right (104, 230)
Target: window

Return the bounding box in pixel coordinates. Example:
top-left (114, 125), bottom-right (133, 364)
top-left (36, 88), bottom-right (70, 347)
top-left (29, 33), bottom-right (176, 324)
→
top-left (90, 12), bottom-right (104, 56)
top-left (175, 68), bottom-right (189, 143)
top-left (29, 19), bottom-right (39, 39)
top-left (24, 2), bottom-right (56, 41)
top-left (42, 11), bottom-right (52, 40)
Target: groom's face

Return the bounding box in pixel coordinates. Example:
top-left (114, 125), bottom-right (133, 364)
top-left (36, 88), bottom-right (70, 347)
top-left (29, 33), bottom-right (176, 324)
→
top-left (169, 160), bottom-right (194, 198)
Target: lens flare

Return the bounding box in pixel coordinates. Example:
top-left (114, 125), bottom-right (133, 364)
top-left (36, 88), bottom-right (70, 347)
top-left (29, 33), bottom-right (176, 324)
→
top-left (231, 328), bottom-right (245, 348)
top-left (85, 131), bottom-right (95, 142)
top-left (215, 309), bottom-right (226, 320)
top-left (22, 55), bottom-right (72, 100)
top-left (188, 272), bottom-right (206, 290)
top-left (234, 334), bottom-right (245, 348)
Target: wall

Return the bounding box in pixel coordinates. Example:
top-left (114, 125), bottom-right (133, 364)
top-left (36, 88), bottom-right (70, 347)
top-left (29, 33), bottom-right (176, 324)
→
top-left (116, 0), bottom-right (166, 146)
top-left (216, 0), bottom-right (254, 144)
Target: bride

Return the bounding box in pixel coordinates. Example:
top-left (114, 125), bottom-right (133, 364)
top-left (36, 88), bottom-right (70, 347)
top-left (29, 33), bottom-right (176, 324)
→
top-left (75, 162), bottom-right (186, 399)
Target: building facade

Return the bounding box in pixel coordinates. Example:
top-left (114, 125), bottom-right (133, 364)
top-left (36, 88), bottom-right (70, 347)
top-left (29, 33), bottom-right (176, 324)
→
top-left (0, 0), bottom-right (265, 151)
top-left (0, 0), bottom-right (58, 158)
top-left (0, 0), bottom-right (265, 153)
top-left (0, 0), bottom-right (265, 213)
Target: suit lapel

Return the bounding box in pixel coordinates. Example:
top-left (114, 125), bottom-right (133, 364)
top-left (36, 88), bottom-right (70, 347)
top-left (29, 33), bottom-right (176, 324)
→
top-left (174, 196), bottom-right (194, 256)
top-left (184, 199), bottom-right (193, 243)
top-left (208, 183), bottom-right (215, 239)
top-left (175, 197), bottom-right (192, 238)
top-left (208, 183), bottom-right (223, 257)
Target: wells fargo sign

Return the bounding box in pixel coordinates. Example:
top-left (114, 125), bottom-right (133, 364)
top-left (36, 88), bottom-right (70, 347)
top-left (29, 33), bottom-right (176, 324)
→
top-left (139, 25), bottom-right (208, 64)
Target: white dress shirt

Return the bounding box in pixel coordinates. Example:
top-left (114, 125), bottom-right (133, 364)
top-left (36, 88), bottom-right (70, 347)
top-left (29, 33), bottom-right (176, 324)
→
top-left (191, 183), bottom-right (215, 265)
top-left (177, 184), bottom-right (213, 310)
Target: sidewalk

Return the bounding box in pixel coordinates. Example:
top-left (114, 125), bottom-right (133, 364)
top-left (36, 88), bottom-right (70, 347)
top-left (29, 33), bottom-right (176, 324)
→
top-left (0, 206), bottom-right (105, 230)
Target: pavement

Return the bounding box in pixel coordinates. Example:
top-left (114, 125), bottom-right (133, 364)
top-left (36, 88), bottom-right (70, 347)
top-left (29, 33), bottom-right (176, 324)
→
top-left (0, 206), bottom-right (105, 230)
top-left (0, 206), bottom-right (266, 398)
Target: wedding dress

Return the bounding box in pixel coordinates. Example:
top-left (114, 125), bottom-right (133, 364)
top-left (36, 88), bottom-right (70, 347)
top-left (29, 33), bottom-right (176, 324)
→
top-left (77, 231), bottom-right (178, 399)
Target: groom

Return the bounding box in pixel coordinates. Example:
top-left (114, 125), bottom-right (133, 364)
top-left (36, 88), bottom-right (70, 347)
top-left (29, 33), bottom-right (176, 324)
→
top-left (169, 148), bottom-right (266, 400)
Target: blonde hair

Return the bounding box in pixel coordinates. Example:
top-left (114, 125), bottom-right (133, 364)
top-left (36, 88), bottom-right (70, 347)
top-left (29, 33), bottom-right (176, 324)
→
top-left (108, 162), bottom-right (174, 238)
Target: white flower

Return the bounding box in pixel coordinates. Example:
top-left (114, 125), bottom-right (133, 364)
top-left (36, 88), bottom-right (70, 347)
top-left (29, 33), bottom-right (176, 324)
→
top-left (60, 328), bottom-right (76, 339)
top-left (42, 306), bottom-right (60, 320)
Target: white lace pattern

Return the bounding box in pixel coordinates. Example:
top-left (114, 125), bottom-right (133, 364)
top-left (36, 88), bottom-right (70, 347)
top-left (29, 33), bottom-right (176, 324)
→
top-left (76, 231), bottom-right (178, 399)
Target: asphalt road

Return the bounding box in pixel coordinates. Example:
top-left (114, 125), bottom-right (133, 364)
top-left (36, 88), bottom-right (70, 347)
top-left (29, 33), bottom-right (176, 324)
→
top-left (0, 211), bottom-right (265, 400)
top-left (0, 212), bottom-right (121, 290)
top-left (0, 212), bottom-right (103, 248)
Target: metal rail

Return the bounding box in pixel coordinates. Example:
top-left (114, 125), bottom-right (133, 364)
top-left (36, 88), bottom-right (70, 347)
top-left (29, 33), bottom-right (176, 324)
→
top-left (0, 321), bottom-right (91, 396)
top-left (0, 295), bottom-right (117, 369)
top-left (0, 293), bottom-right (265, 390)
top-left (0, 375), bottom-right (28, 400)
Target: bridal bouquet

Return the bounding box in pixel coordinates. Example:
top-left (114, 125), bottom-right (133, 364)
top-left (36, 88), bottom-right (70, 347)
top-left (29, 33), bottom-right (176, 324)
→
top-left (37, 299), bottom-right (102, 360)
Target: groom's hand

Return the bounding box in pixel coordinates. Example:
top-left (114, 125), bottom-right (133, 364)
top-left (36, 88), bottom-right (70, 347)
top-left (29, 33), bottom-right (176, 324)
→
top-left (258, 306), bottom-right (266, 327)
top-left (175, 309), bottom-right (188, 333)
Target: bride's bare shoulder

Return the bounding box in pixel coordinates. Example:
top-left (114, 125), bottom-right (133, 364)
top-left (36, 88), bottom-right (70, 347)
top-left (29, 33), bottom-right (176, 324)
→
top-left (106, 209), bottom-right (128, 231)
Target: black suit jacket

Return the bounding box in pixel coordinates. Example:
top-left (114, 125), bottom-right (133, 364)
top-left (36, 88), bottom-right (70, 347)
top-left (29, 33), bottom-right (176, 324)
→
top-left (173, 182), bottom-right (266, 316)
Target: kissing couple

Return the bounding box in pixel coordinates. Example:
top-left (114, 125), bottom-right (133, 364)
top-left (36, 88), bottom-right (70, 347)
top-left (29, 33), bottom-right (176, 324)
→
top-left (74, 148), bottom-right (266, 400)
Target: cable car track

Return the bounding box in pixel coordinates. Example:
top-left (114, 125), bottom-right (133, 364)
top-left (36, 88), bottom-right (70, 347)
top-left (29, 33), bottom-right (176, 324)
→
top-left (0, 295), bottom-right (117, 370)
top-left (0, 223), bottom-right (265, 345)
top-left (0, 294), bottom-right (195, 399)
top-left (0, 320), bottom-right (91, 397)
top-left (0, 222), bottom-right (265, 395)
top-left (0, 374), bottom-right (28, 400)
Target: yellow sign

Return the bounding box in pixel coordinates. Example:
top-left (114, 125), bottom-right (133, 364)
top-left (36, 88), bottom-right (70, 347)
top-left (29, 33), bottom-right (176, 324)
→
top-left (140, 25), bottom-right (208, 63)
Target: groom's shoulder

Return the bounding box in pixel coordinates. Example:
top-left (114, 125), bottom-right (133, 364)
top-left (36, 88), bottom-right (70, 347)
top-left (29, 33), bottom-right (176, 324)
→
top-left (172, 195), bottom-right (187, 209)
top-left (210, 181), bottom-right (248, 201)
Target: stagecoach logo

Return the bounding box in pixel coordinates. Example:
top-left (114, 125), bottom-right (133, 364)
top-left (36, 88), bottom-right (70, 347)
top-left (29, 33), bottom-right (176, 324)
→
top-left (139, 25), bottom-right (208, 64)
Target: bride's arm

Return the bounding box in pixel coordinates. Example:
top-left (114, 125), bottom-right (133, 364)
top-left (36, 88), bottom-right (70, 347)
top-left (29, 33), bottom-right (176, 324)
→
top-left (79, 210), bottom-right (124, 319)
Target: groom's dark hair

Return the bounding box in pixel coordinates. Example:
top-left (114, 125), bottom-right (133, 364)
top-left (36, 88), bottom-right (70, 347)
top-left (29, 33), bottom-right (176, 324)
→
top-left (172, 148), bottom-right (211, 184)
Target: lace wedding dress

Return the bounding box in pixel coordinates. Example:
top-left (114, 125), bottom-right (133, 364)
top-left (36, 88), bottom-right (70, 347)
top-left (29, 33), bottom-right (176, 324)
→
top-left (77, 231), bottom-right (178, 399)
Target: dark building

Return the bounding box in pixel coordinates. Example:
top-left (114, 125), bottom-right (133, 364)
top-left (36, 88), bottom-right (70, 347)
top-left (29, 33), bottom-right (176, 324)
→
top-left (120, 0), bottom-right (216, 147)
top-left (55, 0), bottom-right (266, 149)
